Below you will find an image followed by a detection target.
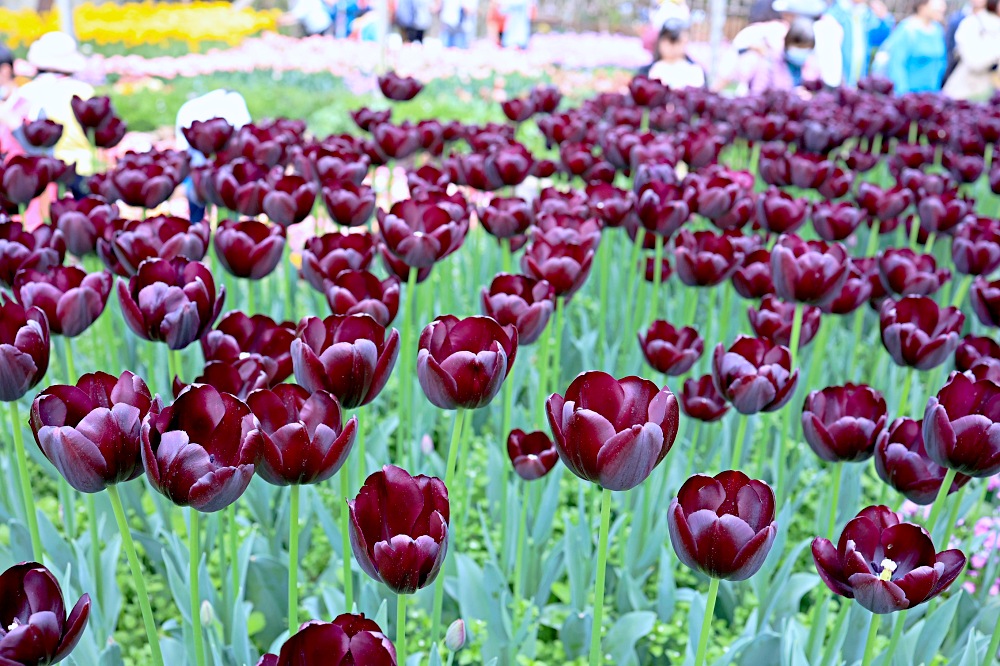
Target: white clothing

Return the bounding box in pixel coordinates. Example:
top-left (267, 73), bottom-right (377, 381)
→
top-left (814, 15), bottom-right (845, 88)
top-left (174, 89), bottom-right (252, 154)
top-left (649, 59), bottom-right (707, 88)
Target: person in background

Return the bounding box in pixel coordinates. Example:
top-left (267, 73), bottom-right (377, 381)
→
top-left (826, 0), bottom-right (894, 86)
top-left (0, 45), bottom-right (15, 103)
top-left (735, 16), bottom-right (821, 92)
top-left (175, 89), bottom-right (252, 223)
top-left (945, 0), bottom-right (983, 70)
top-left (499, 0), bottom-right (534, 48)
top-left (943, 0), bottom-right (1000, 98)
top-left (773, 0), bottom-right (844, 89)
top-left (395, 0), bottom-right (434, 42)
top-left (440, 0), bottom-right (477, 47)
top-left (645, 19), bottom-right (707, 88)
top-left (279, 0), bottom-right (334, 36)
top-left (749, 0), bottom-right (782, 24)
top-left (487, 0), bottom-right (506, 45)
top-left (878, 0), bottom-right (948, 93)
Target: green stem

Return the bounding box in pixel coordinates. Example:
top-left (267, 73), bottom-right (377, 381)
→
top-left (189, 509), bottom-right (206, 666)
top-left (62, 335), bottom-right (76, 384)
top-left (288, 484), bottom-right (300, 631)
top-left (860, 612), bottom-right (882, 666)
top-left (788, 303), bottom-right (804, 372)
top-left (883, 610), bottom-right (907, 666)
top-left (938, 485), bottom-right (966, 549)
top-left (536, 319), bottom-right (551, 429)
top-left (588, 487), bottom-right (613, 666)
top-left (806, 317), bottom-right (830, 389)
top-left (168, 348), bottom-right (181, 390)
top-left (718, 282), bottom-right (733, 347)
top-left (926, 468), bottom-right (958, 532)
top-left (87, 494), bottom-right (100, 604)
top-left (597, 233), bottom-right (611, 369)
top-left (827, 463), bottom-right (843, 539)
top-left (340, 468), bottom-right (354, 613)
top-left (499, 376), bottom-right (514, 561)
top-left (730, 415), bottom-right (750, 469)
top-left (865, 218), bottom-right (882, 258)
top-left (683, 285), bottom-right (699, 328)
top-left (693, 577), bottom-right (721, 666)
top-left (849, 307), bottom-right (866, 382)
top-left (550, 297), bottom-right (565, 399)
top-left (10, 401), bottom-right (42, 561)
top-left (512, 484), bottom-right (529, 625)
top-left (907, 216), bottom-right (921, 252)
top-left (820, 601), bottom-right (852, 666)
top-left (397, 268), bottom-right (419, 468)
top-left (396, 594), bottom-right (407, 664)
top-left (247, 279), bottom-right (256, 314)
top-left (684, 421), bottom-right (701, 486)
top-left (985, 603), bottom-right (1000, 666)
top-left (950, 275), bottom-right (973, 309)
top-left (651, 235), bottom-right (664, 321)
top-left (229, 504), bottom-right (239, 600)
top-left (777, 304), bottom-right (804, 502)
top-left (922, 232), bottom-right (936, 256)
top-left (898, 369), bottom-right (913, 417)
top-left (431, 408), bottom-right (467, 647)
top-left (501, 237), bottom-right (512, 275)
top-left (284, 246), bottom-right (296, 321)
top-left (108, 486), bottom-right (164, 666)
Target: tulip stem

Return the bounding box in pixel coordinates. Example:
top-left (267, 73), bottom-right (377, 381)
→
top-left (848, 307), bottom-right (866, 382)
top-left (340, 468), bottom-right (354, 613)
top-left (922, 232), bottom-right (936, 255)
top-left (87, 494), bottom-right (101, 603)
top-left (512, 483), bottom-right (529, 626)
top-left (62, 335), bottom-right (76, 384)
top-left (730, 413), bottom-right (750, 469)
top-left (693, 577), bottom-right (720, 666)
top-left (718, 282), bottom-right (733, 347)
top-left (288, 484), bottom-right (300, 631)
top-left (247, 279), bottom-right (256, 314)
top-left (627, 229), bottom-right (648, 338)
top-left (938, 485), bottom-right (966, 549)
top-left (168, 349), bottom-right (181, 389)
top-left (597, 232), bottom-right (611, 369)
top-left (108, 485), bottom-right (164, 666)
top-left (397, 268), bottom-right (419, 468)
top-left (683, 286), bottom-right (699, 330)
top-left (499, 376), bottom-right (514, 561)
top-left (788, 302), bottom-right (804, 373)
top-left (431, 408), bottom-right (467, 647)
top-left (907, 216), bottom-right (921, 252)
top-left (550, 297), bottom-right (566, 398)
top-left (897, 369), bottom-right (913, 417)
top-left (950, 275), bottom-right (973, 309)
top-left (501, 237), bottom-right (512, 275)
top-left (860, 612), bottom-right (882, 666)
top-left (864, 218), bottom-right (882, 258)
top-left (985, 602), bottom-right (1000, 666)
top-left (588, 487), bottom-right (613, 666)
top-left (189, 509), bottom-right (206, 666)
top-left (651, 234), bottom-right (664, 321)
top-left (396, 593), bottom-right (407, 664)
top-left (229, 504), bottom-right (239, 601)
top-left (926, 468), bottom-right (958, 533)
top-left (777, 303), bottom-right (804, 503)
top-left (826, 463), bottom-right (843, 539)
top-left (536, 319), bottom-right (550, 429)
top-left (10, 401), bottom-right (42, 561)
top-left (883, 610), bottom-right (907, 666)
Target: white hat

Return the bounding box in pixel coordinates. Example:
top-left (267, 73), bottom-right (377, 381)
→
top-left (27, 32), bottom-right (86, 75)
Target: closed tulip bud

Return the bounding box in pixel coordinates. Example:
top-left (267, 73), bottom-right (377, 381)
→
top-left (879, 296), bottom-right (963, 370)
top-left (668, 470), bottom-right (777, 581)
top-left (291, 314), bottom-right (399, 408)
top-left (214, 219), bottom-right (286, 280)
top-left (445, 619), bottom-right (466, 652)
top-left (878, 248), bottom-right (950, 297)
top-left (502, 97), bottom-right (535, 122)
top-left (507, 429), bottom-right (559, 481)
top-left (856, 183), bottom-right (914, 221)
top-left (71, 95), bottom-right (113, 130)
top-left (102, 216), bottom-right (210, 277)
top-left (173, 356), bottom-right (276, 401)
top-left (874, 417), bottom-right (971, 505)
top-left (546, 371), bottom-right (679, 491)
top-left (23, 119), bottom-right (63, 149)
top-left (352, 106), bottom-right (392, 131)
top-left (748, 296), bottom-right (821, 348)
top-left (322, 180), bottom-right (377, 228)
top-left (181, 117), bottom-right (235, 156)
top-left (370, 122), bottom-right (422, 161)
top-left (378, 71), bottom-right (423, 101)
top-left (916, 191), bottom-right (972, 235)
top-left (93, 117), bottom-right (126, 149)
top-left (955, 334), bottom-right (1000, 372)
top-left (680, 374), bottom-right (729, 422)
top-left (349, 465), bottom-right (449, 594)
top-left (732, 249), bottom-right (775, 299)
top-left (922, 373), bottom-right (1000, 477)
top-left (262, 174), bottom-right (317, 228)
top-left (0, 297), bottom-right (50, 402)
top-left (2, 155), bottom-right (68, 204)
top-left (638, 320), bottom-right (704, 376)
top-left (480, 273), bottom-right (555, 345)
top-left (636, 181), bottom-right (691, 238)
top-left (951, 217), bottom-right (1000, 276)
top-left (811, 201), bottom-right (866, 242)
top-left (970, 276), bottom-right (1000, 327)
top-left (117, 257), bottom-right (225, 350)
top-left (802, 384), bottom-right (887, 463)
top-left (108, 163), bottom-right (177, 209)
top-left (201, 311), bottom-right (295, 384)
top-left (755, 188), bottom-right (809, 235)
top-left (529, 85), bottom-right (562, 113)
top-left (712, 335), bottom-right (799, 414)
top-left (258, 613), bottom-right (397, 666)
top-left (50, 195), bottom-right (119, 257)
top-left (300, 231), bottom-right (375, 291)
top-left (812, 505), bottom-right (965, 613)
top-left (324, 269), bottom-right (400, 326)
top-left (0, 562), bottom-right (90, 665)
top-left (479, 196), bottom-right (534, 239)
top-left (674, 229), bottom-right (744, 287)
top-left (15, 266), bottom-right (111, 337)
top-left (141, 384), bottom-right (258, 512)
top-left (521, 239), bottom-right (594, 299)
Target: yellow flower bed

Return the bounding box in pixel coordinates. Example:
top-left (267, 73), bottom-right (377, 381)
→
top-left (0, 2), bottom-right (279, 49)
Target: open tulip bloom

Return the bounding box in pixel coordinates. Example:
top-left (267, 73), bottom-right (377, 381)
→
top-left (258, 613), bottom-right (397, 666)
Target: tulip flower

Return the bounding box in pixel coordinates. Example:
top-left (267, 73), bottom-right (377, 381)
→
top-left (380, 245), bottom-right (432, 284)
top-left (108, 164), bottom-right (177, 209)
top-left (291, 314), bottom-right (399, 409)
top-left (922, 373), bottom-right (1000, 478)
top-left (100, 216), bottom-right (210, 277)
top-left (770, 234), bottom-right (849, 306)
top-left (586, 183), bottom-right (634, 228)
top-left (801, 384), bottom-right (887, 463)
top-left (247, 384), bottom-right (357, 486)
top-left (712, 335), bottom-right (799, 414)
top-left (202, 311), bottom-right (295, 385)
top-left (0, 297), bottom-right (50, 402)
top-left (1, 155), bottom-right (69, 205)
top-left (822, 258), bottom-right (873, 315)
top-left (141, 383), bottom-right (258, 512)
top-left (117, 257), bottom-right (225, 350)
top-left (732, 249), bottom-right (775, 299)
top-left (71, 95), bottom-right (114, 131)
top-left (916, 191), bottom-right (972, 236)
top-left (812, 505), bottom-right (965, 613)
top-left (529, 85), bottom-right (562, 113)
top-left (545, 371), bottom-right (678, 491)
top-left (50, 196), bottom-right (119, 257)
top-left (369, 122), bottom-right (422, 161)
top-left (416, 315), bottom-right (517, 410)
top-left (263, 174), bottom-right (317, 228)
top-left (879, 296), bottom-right (964, 370)
top-left (521, 239), bottom-right (594, 299)
top-left (811, 201), bottom-right (867, 241)
top-left (638, 320), bottom-right (704, 376)
top-left (15, 267), bottom-right (111, 338)
top-left (322, 180), bottom-right (377, 228)
top-left (673, 229), bottom-right (744, 287)
top-left (214, 159), bottom-right (272, 217)
top-left (23, 119), bottom-right (63, 148)
top-left (857, 182), bottom-right (914, 221)
top-left (502, 97), bottom-right (535, 122)
top-left (479, 197), bottom-right (534, 239)
top-left (950, 217), bottom-right (1000, 277)
top-left (756, 188), bottom-right (809, 235)
top-left (300, 231), bottom-right (376, 291)
top-left (877, 248), bottom-right (950, 297)
top-left (173, 356), bottom-right (276, 401)
top-left (480, 273), bottom-right (555, 345)
top-left (680, 374), bottom-right (729, 422)
top-left (970, 276), bottom-right (1000, 327)
top-left (349, 465), bottom-right (449, 594)
top-left (636, 181), bottom-right (692, 238)
top-left (93, 117), bottom-right (126, 149)
top-left (668, 470), bottom-right (777, 580)
top-left (0, 562), bottom-right (90, 665)
top-left (214, 219), bottom-right (286, 280)
top-left (378, 197), bottom-right (468, 268)
top-left (324, 269), bottom-right (400, 326)
top-left (257, 614), bottom-right (397, 666)
top-left (30, 371), bottom-right (157, 493)
top-left (874, 417), bottom-right (971, 505)
top-left (181, 118), bottom-right (235, 156)
top-left (0, 222), bottom-right (66, 290)
top-left (748, 296), bottom-right (821, 348)
top-left (955, 334), bottom-right (1000, 372)
top-left (507, 429), bottom-right (559, 481)
top-left (378, 72), bottom-right (423, 100)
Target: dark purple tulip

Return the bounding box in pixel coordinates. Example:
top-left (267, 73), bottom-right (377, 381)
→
top-left (369, 123), bottom-right (422, 161)
top-left (530, 212), bottom-right (601, 252)
top-left (692, 169), bottom-right (748, 222)
top-left (201, 311), bottom-right (295, 384)
top-left (770, 234), bottom-right (849, 306)
top-left (818, 166), bottom-right (855, 199)
top-left (712, 335), bottom-right (799, 414)
top-left (214, 219), bottom-right (285, 280)
top-left (92, 117), bottom-right (126, 149)
top-left (812, 505), bottom-right (965, 614)
top-left (247, 384), bottom-right (357, 486)
top-left (879, 296), bottom-right (964, 370)
top-left (529, 85), bottom-right (562, 113)
top-left (141, 384), bottom-right (258, 512)
top-left (378, 197), bottom-right (468, 268)
top-left (71, 95), bottom-right (113, 131)
top-left (732, 248), bottom-right (775, 299)
top-left (545, 371), bottom-right (679, 491)
top-left (916, 191), bottom-right (972, 236)
top-left (352, 107), bottom-right (392, 131)
top-left (521, 240), bottom-right (594, 299)
top-left (501, 97), bottom-right (535, 122)
top-left (628, 75), bottom-right (667, 106)
top-left (0, 562), bottom-right (90, 665)
top-left (812, 201), bottom-right (866, 242)
top-left (322, 180), bottom-right (376, 228)
top-left (817, 257), bottom-right (870, 315)
top-left (507, 429), bottom-right (558, 481)
top-left (801, 384), bottom-right (887, 463)
top-left (257, 614), bottom-right (397, 666)
top-left (875, 417), bottom-right (972, 504)
top-left (2, 155), bottom-right (67, 204)
top-left (378, 72), bottom-right (423, 101)
top-left (586, 183), bottom-right (634, 228)
top-left (172, 356), bottom-right (276, 401)
top-left (680, 374), bottom-right (729, 422)
top-left (23, 119), bottom-right (63, 149)
top-left (50, 196), bottom-right (119, 257)
top-left (349, 465), bottom-right (448, 594)
top-left (291, 314), bottom-right (399, 409)
top-left (857, 183), bottom-right (914, 221)
top-left (668, 470), bottom-right (777, 581)
top-left (101, 216), bottom-right (210, 277)
top-left (748, 296), bottom-right (821, 348)
top-left (922, 373), bottom-right (1000, 477)
top-left (181, 118), bottom-right (235, 156)
top-left (417, 315), bottom-right (517, 410)
top-left (490, 144), bottom-right (534, 186)
top-left (108, 164), bottom-right (176, 209)
top-left (674, 229), bottom-right (743, 287)
top-left (263, 174), bottom-right (317, 228)
top-left (0, 297), bottom-right (50, 402)
top-left (480, 273), bottom-right (554, 345)
top-left (642, 254), bottom-right (673, 283)
top-left (636, 181), bottom-right (691, 238)
top-left (214, 159), bottom-right (271, 217)
top-left (878, 248), bottom-right (950, 297)
top-left (638, 320), bottom-right (704, 376)
top-left (970, 276), bottom-right (1000, 327)
top-left (117, 257), bottom-right (224, 350)
top-left (945, 152), bottom-right (984, 184)
top-left (29, 371), bottom-right (156, 493)
top-left (324, 269), bottom-right (400, 326)
top-left (951, 217), bottom-right (1000, 276)
top-left (956, 334), bottom-right (1000, 372)
top-left (300, 231), bottom-right (375, 291)
top-left (14, 266), bottom-right (111, 337)
top-left (755, 188), bottom-right (809, 235)
top-left (479, 197), bottom-right (533, 239)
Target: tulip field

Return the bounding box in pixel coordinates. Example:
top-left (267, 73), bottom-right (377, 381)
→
top-left (2, 71), bottom-right (1000, 666)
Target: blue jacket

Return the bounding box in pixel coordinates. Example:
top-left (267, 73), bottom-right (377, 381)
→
top-left (827, 0), bottom-right (895, 85)
top-left (882, 17), bottom-right (948, 93)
